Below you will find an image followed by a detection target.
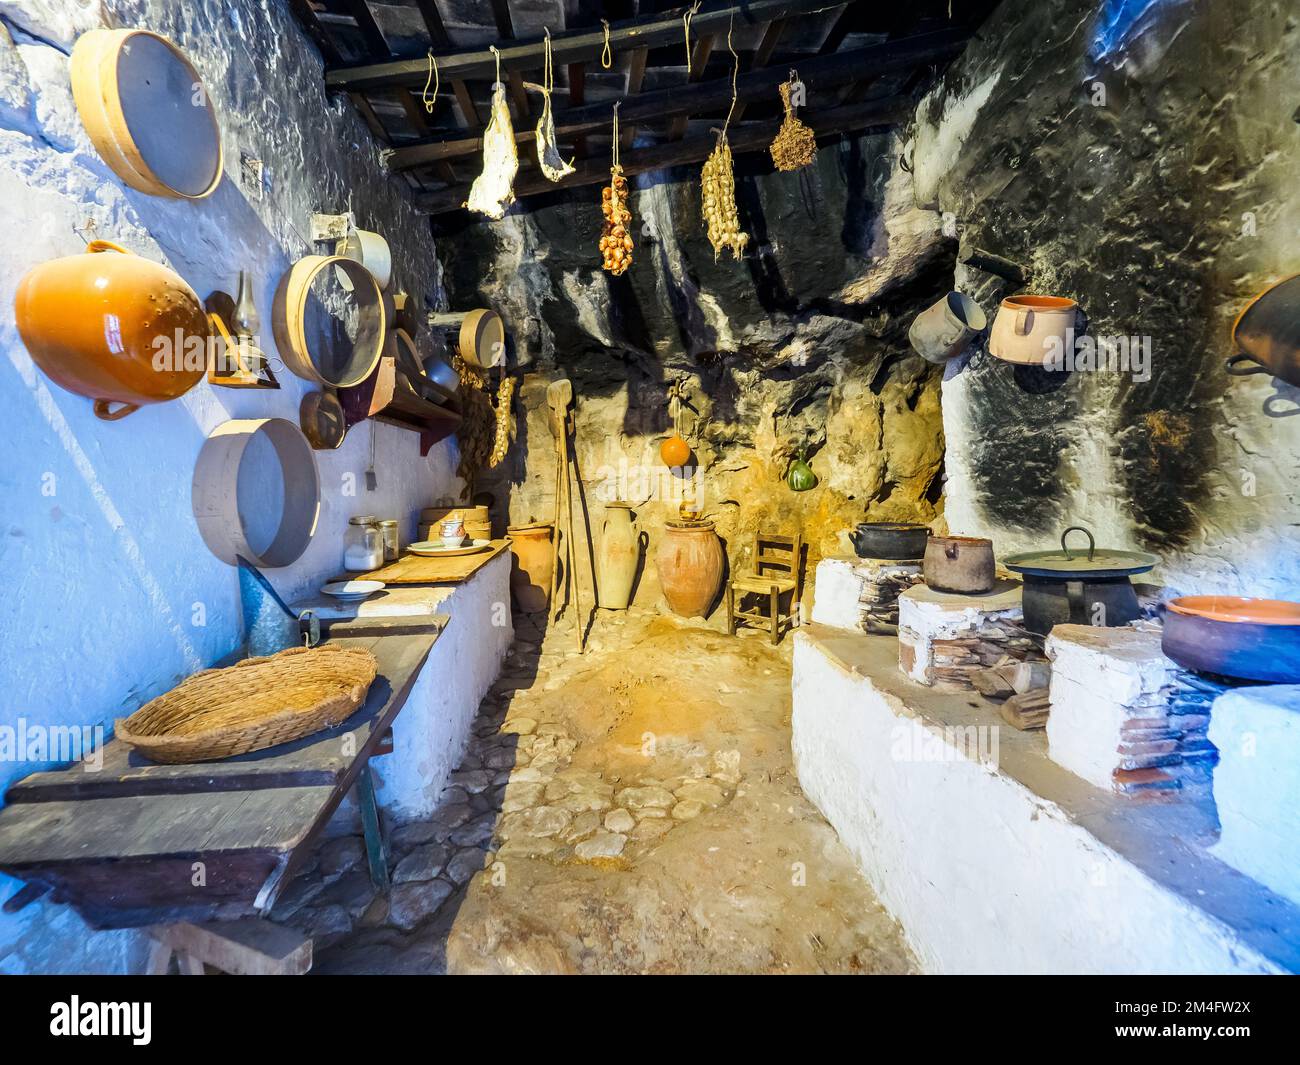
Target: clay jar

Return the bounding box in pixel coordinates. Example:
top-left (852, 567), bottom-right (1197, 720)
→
top-left (15, 240), bottom-right (207, 419)
top-left (924, 535), bottom-right (996, 595)
top-left (597, 502), bottom-right (642, 610)
top-left (507, 523), bottom-right (554, 612)
top-left (988, 295), bottom-right (1077, 366)
top-left (655, 520), bottom-right (725, 618)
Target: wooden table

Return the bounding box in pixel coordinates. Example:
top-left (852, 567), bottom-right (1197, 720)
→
top-left (0, 625), bottom-right (444, 929)
top-left (336, 538), bottom-right (510, 585)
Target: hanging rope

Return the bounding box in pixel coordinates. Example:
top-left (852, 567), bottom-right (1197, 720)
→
top-left (420, 50), bottom-right (440, 112)
top-left (600, 19), bottom-right (612, 69)
top-left (722, 14), bottom-right (739, 135)
top-left (684, 1), bottom-right (702, 75)
top-left (490, 43), bottom-right (501, 86)
top-left (612, 100), bottom-right (621, 169)
top-left (543, 27), bottom-right (554, 94)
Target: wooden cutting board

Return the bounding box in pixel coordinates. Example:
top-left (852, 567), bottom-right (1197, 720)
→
top-left (336, 538), bottom-right (510, 585)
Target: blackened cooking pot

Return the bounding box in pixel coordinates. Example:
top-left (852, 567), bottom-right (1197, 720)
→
top-left (850, 522), bottom-right (930, 560)
top-left (1003, 526), bottom-right (1157, 636)
top-left (1162, 596), bottom-right (1300, 683)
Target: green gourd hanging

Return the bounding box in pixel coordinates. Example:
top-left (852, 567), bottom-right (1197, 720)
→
top-left (787, 447), bottom-right (817, 492)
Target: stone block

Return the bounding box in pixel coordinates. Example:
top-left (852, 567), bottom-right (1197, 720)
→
top-left (1208, 685), bottom-right (1300, 906)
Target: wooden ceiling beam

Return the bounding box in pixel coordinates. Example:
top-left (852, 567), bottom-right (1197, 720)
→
top-left (341, 0), bottom-right (389, 57)
top-left (416, 97), bottom-right (909, 213)
top-left (730, 19), bottom-right (785, 123)
top-left (620, 46), bottom-right (650, 152)
top-left (413, 0), bottom-right (453, 48)
top-left (326, 0), bottom-right (850, 92)
top-left (668, 32), bottom-right (717, 139)
top-left (288, 0), bottom-right (343, 64)
top-left (388, 31), bottom-right (966, 170)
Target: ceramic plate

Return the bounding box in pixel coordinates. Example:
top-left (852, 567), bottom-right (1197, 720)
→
top-left (407, 539), bottom-right (493, 558)
top-left (321, 579), bottom-right (386, 600)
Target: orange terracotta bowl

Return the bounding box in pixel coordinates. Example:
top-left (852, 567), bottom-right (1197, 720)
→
top-left (1163, 595), bottom-right (1300, 683)
top-left (1167, 596), bottom-right (1300, 626)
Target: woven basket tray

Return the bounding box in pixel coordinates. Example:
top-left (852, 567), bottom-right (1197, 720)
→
top-left (115, 645), bottom-right (378, 764)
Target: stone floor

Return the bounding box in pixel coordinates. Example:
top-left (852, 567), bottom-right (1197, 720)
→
top-left (272, 607), bottom-right (916, 974)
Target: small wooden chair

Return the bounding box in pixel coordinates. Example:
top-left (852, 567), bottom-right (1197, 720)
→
top-left (726, 531), bottom-right (803, 644)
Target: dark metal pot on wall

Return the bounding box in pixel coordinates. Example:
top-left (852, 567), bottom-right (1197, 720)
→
top-left (1225, 273), bottom-right (1300, 389)
top-left (1162, 596), bottom-right (1300, 684)
top-left (1003, 526), bottom-right (1158, 636)
top-left (850, 522), bottom-right (929, 560)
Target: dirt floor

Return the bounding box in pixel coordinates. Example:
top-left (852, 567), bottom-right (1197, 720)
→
top-left (277, 608), bottom-right (915, 975)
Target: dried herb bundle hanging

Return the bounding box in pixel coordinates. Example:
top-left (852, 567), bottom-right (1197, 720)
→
top-left (453, 354), bottom-right (515, 476)
top-left (599, 102), bottom-right (634, 275)
top-left (770, 73), bottom-right (816, 172)
top-left (699, 20), bottom-right (748, 261)
top-left (465, 47), bottom-right (517, 219)
top-left (535, 29), bottom-right (574, 182)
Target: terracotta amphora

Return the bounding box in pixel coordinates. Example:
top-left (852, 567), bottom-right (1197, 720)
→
top-left (655, 520), bottom-right (725, 618)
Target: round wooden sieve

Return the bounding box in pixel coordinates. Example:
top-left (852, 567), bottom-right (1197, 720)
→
top-left (71, 29), bottom-right (223, 199)
top-left (192, 418), bottom-right (321, 568)
top-left (272, 255), bottom-right (387, 388)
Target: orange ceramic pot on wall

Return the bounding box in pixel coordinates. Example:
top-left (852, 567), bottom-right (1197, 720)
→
top-left (655, 520), bottom-right (725, 618)
top-left (15, 240), bottom-right (207, 419)
top-left (507, 522), bottom-right (554, 613)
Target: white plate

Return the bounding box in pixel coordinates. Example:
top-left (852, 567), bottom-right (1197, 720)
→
top-left (407, 539), bottom-right (492, 557)
top-left (321, 579), bottom-right (386, 600)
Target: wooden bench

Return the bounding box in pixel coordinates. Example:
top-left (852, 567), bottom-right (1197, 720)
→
top-left (0, 623), bottom-right (445, 930)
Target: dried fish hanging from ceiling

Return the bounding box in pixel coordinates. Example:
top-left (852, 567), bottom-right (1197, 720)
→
top-left (599, 102), bottom-right (634, 276)
top-left (700, 20), bottom-right (748, 261)
top-left (770, 72), bottom-right (816, 172)
top-left (464, 46), bottom-right (517, 219)
top-left (534, 29), bottom-right (574, 182)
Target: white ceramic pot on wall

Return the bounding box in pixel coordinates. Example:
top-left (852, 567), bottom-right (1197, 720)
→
top-left (988, 295), bottom-right (1077, 366)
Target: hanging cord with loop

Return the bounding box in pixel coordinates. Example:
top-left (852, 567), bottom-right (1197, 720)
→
top-left (543, 27), bottom-right (555, 93)
top-left (684, 1), bottom-right (702, 75)
top-left (490, 44), bottom-right (501, 86)
top-left (420, 50), bottom-right (440, 112)
top-left (600, 19), bottom-right (612, 69)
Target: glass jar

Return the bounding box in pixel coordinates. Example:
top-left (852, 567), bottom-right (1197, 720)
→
top-left (378, 519), bottom-right (400, 563)
top-left (344, 515), bottom-right (383, 572)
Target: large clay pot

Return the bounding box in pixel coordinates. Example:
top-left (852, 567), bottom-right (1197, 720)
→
top-left (923, 535), bottom-right (996, 595)
top-left (15, 240), bottom-right (207, 419)
top-left (655, 520), bottom-right (725, 618)
top-left (508, 523), bottom-right (553, 612)
top-left (597, 503), bottom-right (642, 609)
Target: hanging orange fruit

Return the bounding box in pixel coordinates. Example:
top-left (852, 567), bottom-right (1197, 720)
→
top-left (661, 434), bottom-right (690, 467)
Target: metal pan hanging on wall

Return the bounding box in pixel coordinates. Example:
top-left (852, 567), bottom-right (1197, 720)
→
top-left (1225, 273), bottom-right (1300, 390)
top-left (71, 28), bottom-right (223, 199)
top-left (272, 255), bottom-right (387, 388)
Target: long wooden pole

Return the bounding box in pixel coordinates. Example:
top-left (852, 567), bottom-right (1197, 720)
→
top-left (325, 0), bottom-right (845, 91)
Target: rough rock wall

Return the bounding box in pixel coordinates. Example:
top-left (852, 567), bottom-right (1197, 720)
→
top-left (442, 133), bottom-right (954, 612)
top-left (914, 0), bottom-right (1300, 597)
top-left (0, 1), bottom-right (455, 972)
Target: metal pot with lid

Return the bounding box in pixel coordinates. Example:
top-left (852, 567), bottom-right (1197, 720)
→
top-left (1002, 526), bottom-right (1157, 635)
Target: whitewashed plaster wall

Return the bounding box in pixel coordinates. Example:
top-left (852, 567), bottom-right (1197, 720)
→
top-left (0, 0), bottom-right (459, 972)
top-left (912, 0), bottom-right (1300, 600)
